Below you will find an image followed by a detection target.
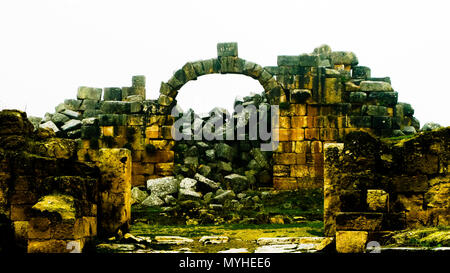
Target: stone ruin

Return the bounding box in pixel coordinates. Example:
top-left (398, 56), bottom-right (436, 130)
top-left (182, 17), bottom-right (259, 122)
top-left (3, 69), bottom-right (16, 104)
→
top-left (0, 42), bottom-right (448, 253)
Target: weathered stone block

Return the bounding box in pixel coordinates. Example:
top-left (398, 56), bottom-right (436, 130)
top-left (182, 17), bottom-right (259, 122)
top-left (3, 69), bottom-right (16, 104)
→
top-left (273, 177), bottom-right (298, 190)
top-left (103, 87), bottom-right (122, 101)
top-left (363, 105), bottom-right (388, 116)
top-left (336, 212), bottom-right (384, 231)
top-left (40, 121), bottom-right (60, 133)
top-left (27, 239), bottom-right (84, 253)
top-left (217, 42), bottom-right (238, 57)
top-left (367, 189), bottom-right (389, 212)
top-left (392, 175), bottom-right (428, 193)
top-left (367, 92), bottom-right (398, 106)
top-left (100, 101), bottom-right (131, 114)
top-left (349, 92), bottom-right (367, 103)
top-left (132, 75), bottom-right (145, 88)
top-left (360, 81), bottom-right (393, 92)
top-left (63, 99), bottom-right (83, 111)
top-left (352, 66), bottom-right (371, 79)
top-left (61, 119), bottom-right (82, 131)
top-left (372, 116), bottom-right (392, 129)
top-left (336, 231), bottom-right (368, 253)
top-left (277, 55), bottom-right (300, 66)
top-left (348, 116), bottom-right (372, 128)
top-left (299, 54), bottom-right (319, 67)
top-left (330, 51), bottom-right (358, 66)
top-left (96, 148), bottom-right (131, 235)
top-left (77, 87), bottom-right (102, 100)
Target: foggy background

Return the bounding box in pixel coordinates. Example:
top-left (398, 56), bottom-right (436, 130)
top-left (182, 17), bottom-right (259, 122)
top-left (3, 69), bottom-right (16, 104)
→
top-left (1, 0), bottom-right (449, 126)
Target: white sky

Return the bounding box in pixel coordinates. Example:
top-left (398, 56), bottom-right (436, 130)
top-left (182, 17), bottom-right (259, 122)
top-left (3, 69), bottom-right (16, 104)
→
top-left (0, 0), bottom-right (449, 126)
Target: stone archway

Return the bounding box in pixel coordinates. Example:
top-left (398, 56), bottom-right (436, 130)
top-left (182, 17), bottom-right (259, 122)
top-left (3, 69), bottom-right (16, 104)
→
top-left (157, 42), bottom-right (285, 112)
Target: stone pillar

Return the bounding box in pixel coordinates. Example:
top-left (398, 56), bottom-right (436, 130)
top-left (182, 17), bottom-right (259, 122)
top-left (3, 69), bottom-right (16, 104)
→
top-left (96, 148), bottom-right (131, 237)
top-left (323, 143), bottom-right (344, 237)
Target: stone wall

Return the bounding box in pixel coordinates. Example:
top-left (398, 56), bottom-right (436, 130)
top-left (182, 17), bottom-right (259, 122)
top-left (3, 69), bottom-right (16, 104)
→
top-left (323, 128), bottom-right (449, 252)
top-left (0, 110), bottom-right (132, 253)
top-left (32, 42), bottom-right (420, 192)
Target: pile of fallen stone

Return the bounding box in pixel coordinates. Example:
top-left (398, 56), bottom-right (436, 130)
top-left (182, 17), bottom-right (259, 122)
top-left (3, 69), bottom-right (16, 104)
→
top-left (170, 93), bottom-right (274, 189)
top-left (27, 85), bottom-right (148, 138)
top-left (131, 175), bottom-right (271, 225)
top-left (27, 87), bottom-right (104, 138)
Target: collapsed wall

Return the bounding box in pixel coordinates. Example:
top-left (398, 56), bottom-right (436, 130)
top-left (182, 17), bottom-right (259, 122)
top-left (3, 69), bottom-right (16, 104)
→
top-left (31, 42), bottom-right (421, 191)
top-left (0, 110), bottom-right (132, 253)
top-left (2, 42), bottom-right (442, 253)
top-left (323, 129), bottom-right (449, 252)
top-left (0, 110), bottom-right (99, 252)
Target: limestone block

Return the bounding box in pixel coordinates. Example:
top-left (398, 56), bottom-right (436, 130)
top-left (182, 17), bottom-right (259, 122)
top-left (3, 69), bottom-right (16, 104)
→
top-left (349, 92), bottom-right (367, 103)
top-left (28, 239), bottom-right (85, 253)
top-left (279, 116), bottom-right (291, 128)
top-left (179, 63), bottom-right (196, 82)
top-left (319, 128), bottom-right (338, 141)
top-left (13, 220), bottom-right (28, 244)
top-left (220, 57), bottom-right (245, 74)
top-left (348, 116), bottom-right (372, 128)
top-left (330, 51), bottom-right (358, 66)
top-left (274, 153), bottom-right (305, 165)
top-left (273, 164), bottom-right (290, 177)
top-left (96, 148), bottom-right (131, 235)
top-left (392, 175), bottom-right (428, 193)
top-left (158, 94), bottom-right (173, 107)
top-left (372, 116), bottom-right (392, 129)
top-left (77, 87), bottom-right (102, 100)
top-left (100, 101), bottom-right (132, 114)
top-left (63, 99), bottom-right (83, 111)
top-left (103, 87), bottom-right (122, 101)
top-left (243, 62), bottom-right (263, 79)
top-left (336, 212), bottom-right (383, 231)
top-left (132, 75), bottom-right (145, 88)
top-left (367, 92), bottom-right (398, 106)
top-left (352, 66), bottom-right (371, 79)
top-left (51, 112), bottom-right (70, 126)
top-left (98, 114), bottom-right (127, 126)
top-left (61, 119), bottom-right (82, 131)
top-left (363, 105), bottom-right (388, 116)
top-left (360, 81), bottom-right (393, 92)
top-left (217, 42), bottom-right (238, 57)
top-left (39, 121), bottom-right (60, 133)
top-left (367, 189), bottom-right (389, 212)
top-left (305, 128), bottom-right (320, 140)
top-left (290, 164), bottom-right (309, 178)
top-left (289, 104), bottom-right (307, 116)
top-left (142, 150), bottom-right (174, 163)
top-left (155, 163), bottom-right (174, 176)
top-left (277, 55), bottom-right (300, 66)
top-left (80, 99), bottom-right (99, 111)
top-left (273, 177), bottom-right (298, 190)
top-left (395, 194), bottom-right (424, 212)
top-left (336, 231), bottom-right (368, 253)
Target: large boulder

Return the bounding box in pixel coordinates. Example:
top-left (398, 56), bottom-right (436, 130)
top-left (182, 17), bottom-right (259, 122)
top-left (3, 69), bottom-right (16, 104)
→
top-left (214, 143), bottom-right (235, 162)
top-left (180, 178), bottom-right (197, 191)
top-left (131, 187), bottom-right (148, 204)
top-left (224, 174), bottom-right (249, 193)
top-left (421, 122), bottom-right (442, 132)
top-left (141, 194), bottom-right (164, 207)
top-left (194, 173), bottom-right (220, 191)
top-left (146, 176), bottom-right (179, 199)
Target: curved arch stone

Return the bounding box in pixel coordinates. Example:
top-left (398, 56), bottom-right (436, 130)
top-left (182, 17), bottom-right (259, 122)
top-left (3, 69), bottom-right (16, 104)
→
top-left (157, 43), bottom-right (285, 111)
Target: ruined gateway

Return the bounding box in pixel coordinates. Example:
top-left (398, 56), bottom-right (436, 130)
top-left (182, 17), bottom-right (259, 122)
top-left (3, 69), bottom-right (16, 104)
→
top-left (0, 43), bottom-right (448, 253)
